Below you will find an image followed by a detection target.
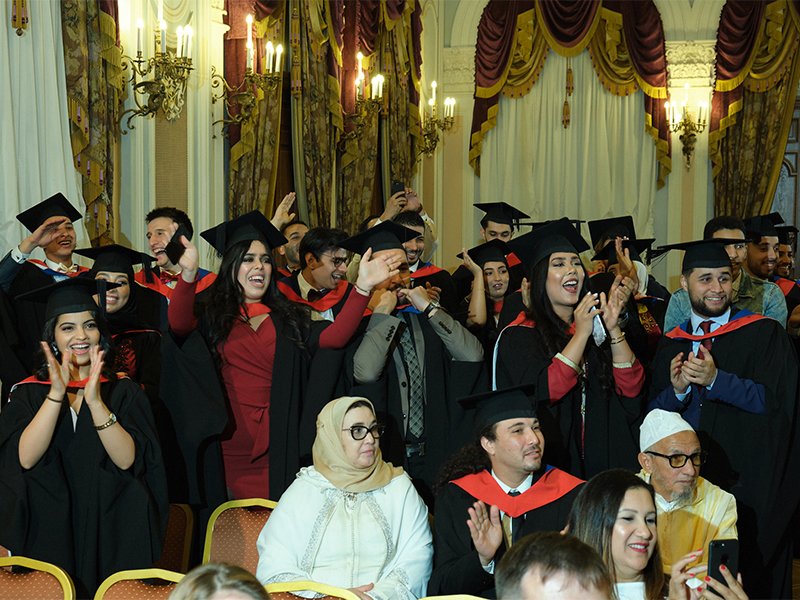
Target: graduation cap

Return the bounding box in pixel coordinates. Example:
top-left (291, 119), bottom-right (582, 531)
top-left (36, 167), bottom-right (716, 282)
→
top-left (475, 203), bottom-right (530, 227)
top-left (74, 244), bottom-right (156, 280)
top-left (338, 221), bottom-right (421, 255)
top-left (587, 215), bottom-right (655, 249)
top-left (508, 217), bottom-right (591, 269)
top-left (457, 239), bottom-right (510, 267)
top-left (459, 384), bottom-right (537, 436)
top-left (16, 193), bottom-right (83, 233)
top-left (200, 210), bottom-right (287, 256)
top-left (15, 276), bottom-right (120, 322)
top-left (591, 238), bottom-right (653, 266)
top-left (776, 225), bottom-right (798, 246)
top-left (656, 239), bottom-right (740, 271)
top-left (744, 213), bottom-right (784, 240)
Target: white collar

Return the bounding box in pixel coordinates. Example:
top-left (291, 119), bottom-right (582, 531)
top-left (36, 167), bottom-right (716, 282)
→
top-left (689, 307), bottom-right (731, 333)
top-left (490, 470), bottom-right (533, 495)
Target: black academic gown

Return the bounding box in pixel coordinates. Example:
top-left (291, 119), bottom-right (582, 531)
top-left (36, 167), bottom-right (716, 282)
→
top-left (0, 377), bottom-right (169, 597)
top-left (428, 472), bottom-right (581, 598)
top-left (648, 310), bottom-right (800, 600)
top-left (0, 288), bottom-right (28, 402)
top-left (494, 324), bottom-right (645, 479)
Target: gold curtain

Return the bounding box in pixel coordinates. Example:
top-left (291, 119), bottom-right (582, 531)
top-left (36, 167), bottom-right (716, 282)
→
top-left (711, 0), bottom-right (800, 217)
top-left (339, 110), bottom-right (379, 234)
top-left (61, 0), bottom-right (123, 245)
top-left (228, 15), bottom-right (285, 219)
top-left (295, 0), bottom-right (341, 227)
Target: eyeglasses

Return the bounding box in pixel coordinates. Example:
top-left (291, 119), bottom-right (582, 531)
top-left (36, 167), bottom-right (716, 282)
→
top-left (324, 253), bottom-right (347, 268)
top-left (646, 450), bottom-right (708, 468)
top-left (342, 424), bottom-right (385, 440)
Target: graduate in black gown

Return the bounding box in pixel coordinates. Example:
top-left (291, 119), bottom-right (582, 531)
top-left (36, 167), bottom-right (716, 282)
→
top-left (429, 386), bottom-right (583, 598)
top-left (494, 219), bottom-right (646, 479)
top-left (0, 278), bottom-right (168, 597)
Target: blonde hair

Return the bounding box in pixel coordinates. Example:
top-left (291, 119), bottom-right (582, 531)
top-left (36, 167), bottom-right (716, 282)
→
top-left (168, 563), bottom-right (270, 600)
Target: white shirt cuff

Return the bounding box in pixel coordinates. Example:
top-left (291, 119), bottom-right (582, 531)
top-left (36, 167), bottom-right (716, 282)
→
top-left (11, 246), bottom-right (29, 263)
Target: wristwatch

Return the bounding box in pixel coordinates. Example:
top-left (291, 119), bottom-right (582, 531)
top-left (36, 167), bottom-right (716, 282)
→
top-left (423, 299), bottom-right (441, 318)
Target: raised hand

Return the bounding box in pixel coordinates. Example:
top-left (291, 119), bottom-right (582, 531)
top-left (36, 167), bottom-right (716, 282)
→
top-left (667, 549), bottom-right (707, 600)
top-left (599, 274), bottom-right (630, 332)
top-left (398, 286), bottom-right (432, 313)
top-left (521, 277), bottom-right (531, 310)
top-left (270, 192), bottom-right (297, 230)
top-left (380, 191), bottom-right (407, 221)
top-left (681, 345), bottom-right (716, 387)
top-left (84, 345), bottom-right (106, 408)
top-left (368, 288), bottom-right (397, 315)
top-left (703, 564), bottom-right (748, 600)
top-left (614, 237), bottom-right (640, 291)
top-left (21, 216), bottom-right (70, 254)
top-left (424, 281), bottom-right (441, 304)
top-left (466, 501), bottom-right (503, 566)
top-left (355, 248), bottom-right (401, 291)
top-left (41, 341), bottom-right (70, 400)
top-left (573, 292), bottom-right (600, 340)
top-left (178, 235), bottom-right (199, 282)
top-left (670, 352), bottom-right (690, 394)
top-left (463, 248), bottom-right (484, 278)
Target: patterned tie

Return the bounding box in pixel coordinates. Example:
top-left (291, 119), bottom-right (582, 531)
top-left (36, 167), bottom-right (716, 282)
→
top-left (698, 320), bottom-right (714, 353)
top-left (159, 269), bottom-right (179, 285)
top-left (502, 490), bottom-right (522, 548)
top-left (307, 289), bottom-right (329, 303)
top-left (398, 319), bottom-right (424, 438)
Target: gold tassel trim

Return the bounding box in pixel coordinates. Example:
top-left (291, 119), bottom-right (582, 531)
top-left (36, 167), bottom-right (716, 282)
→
top-left (566, 58), bottom-right (573, 96)
top-left (562, 97), bottom-right (570, 128)
top-left (12, 0), bottom-right (27, 34)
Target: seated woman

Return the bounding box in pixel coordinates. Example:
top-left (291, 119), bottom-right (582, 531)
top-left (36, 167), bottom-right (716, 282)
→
top-left (494, 218), bottom-right (644, 479)
top-left (0, 278), bottom-right (168, 597)
top-left (566, 469), bottom-right (747, 600)
top-left (256, 396), bottom-right (433, 599)
top-left (170, 562), bottom-right (269, 600)
top-left (459, 240), bottom-right (512, 365)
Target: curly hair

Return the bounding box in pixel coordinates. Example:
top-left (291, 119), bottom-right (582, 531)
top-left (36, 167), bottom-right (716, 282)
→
top-left (432, 423), bottom-right (496, 497)
top-left (33, 309), bottom-right (117, 382)
top-left (202, 239), bottom-right (311, 366)
top-left (566, 469), bottom-right (665, 599)
top-left (525, 256), bottom-right (615, 400)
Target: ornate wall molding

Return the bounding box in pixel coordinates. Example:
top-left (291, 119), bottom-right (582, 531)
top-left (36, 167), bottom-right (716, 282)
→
top-left (443, 46), bottom-right (475, 93)
top-left (665, 41), bottom-right (716, 84)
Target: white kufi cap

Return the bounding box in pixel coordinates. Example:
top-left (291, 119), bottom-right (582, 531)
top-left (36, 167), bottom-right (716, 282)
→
top-left (639, 409), bottom-right (695, 452)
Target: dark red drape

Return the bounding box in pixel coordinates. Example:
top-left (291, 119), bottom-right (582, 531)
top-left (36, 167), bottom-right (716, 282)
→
top-left (537, 0), bottom-right (599, 51)
top-left (410, 0), bottom-right (422, 105)
top-left (98, 0), bottom-right (119, 46)
top-left (341, 0), bottom-right (380, 119)
top-left (710, 1), bottom-right (766, 133)
top-left (385, 0), bottom-right (404, 22)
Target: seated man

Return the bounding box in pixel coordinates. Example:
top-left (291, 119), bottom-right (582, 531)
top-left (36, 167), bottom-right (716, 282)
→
top-left (637, 409), bottom-right (737, 574)
top-left (664, 215), bottom-right (786, 331)
top-left (277, 228), bottom-right (353, 321)
top-left (392, 210), bottom-right (459, 314)
top-left (495, 531), bottom-right (612, 600)
top-left (649, 238), bottom-right (799, 599)
top-left (428, 387), bottom-right (583, 598)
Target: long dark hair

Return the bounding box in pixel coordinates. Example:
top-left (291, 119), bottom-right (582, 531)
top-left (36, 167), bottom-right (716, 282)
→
top-left (526, 255), bottom-right (614, 398)
top-left (432, 424), bottom-right (496, 497)
top-left (33, 309), bottom-right (117, 382)
top-left (566, 469), bottom-right (665, 599)
top-left (203, 239), bottom-right (311, 364)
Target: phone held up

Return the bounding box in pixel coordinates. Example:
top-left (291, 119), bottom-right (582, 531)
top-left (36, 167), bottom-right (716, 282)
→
top-left (707, 539), bottom-right (739, 598)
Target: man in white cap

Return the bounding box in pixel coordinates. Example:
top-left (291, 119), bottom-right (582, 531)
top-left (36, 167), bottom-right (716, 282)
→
top-left (637, 409), bottom-right (737, 574)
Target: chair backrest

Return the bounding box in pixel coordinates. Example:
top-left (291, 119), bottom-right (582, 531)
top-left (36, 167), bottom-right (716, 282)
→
top-left (265, 580), bottom-right (361, 600)
top-left (153, 503), bottom-right (194, 574)
top-left (94, 568), bottom-right (184, 600)
top-left (0, 555), bottom-right (76, 600)
top-left (202, 498), bottom-right (277, 573)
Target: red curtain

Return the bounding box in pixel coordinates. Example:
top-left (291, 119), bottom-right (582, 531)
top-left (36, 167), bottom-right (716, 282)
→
top-left (537, 0), bottom-right (599, 51)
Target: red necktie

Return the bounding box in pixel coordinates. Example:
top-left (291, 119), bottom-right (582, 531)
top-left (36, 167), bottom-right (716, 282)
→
top-left (699, 320), bottom-right (714, 352)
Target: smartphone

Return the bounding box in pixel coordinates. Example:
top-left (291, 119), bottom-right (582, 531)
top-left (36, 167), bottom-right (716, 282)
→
top-left (165, 224), bottom-right (192, 266)
top-left (391, 181), bottom-right (406, 199)
top-left (707, 539), bottom-right (739, 597)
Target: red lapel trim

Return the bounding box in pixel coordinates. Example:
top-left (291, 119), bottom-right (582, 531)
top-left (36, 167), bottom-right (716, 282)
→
top-left (411, 263), bottom-right (444, 278)
top-left (15, 375), bottom-right (110, 389)
top-left (277, 278), bottom-right (350, 311)
top-left (776, 278), bottom-right (796, 296)
top-left (507, 252), bottom-right (521, 267)
top-left (452, 469), bottom-right (583, 518)
top-left (666, 313), bottom-right (765, 341)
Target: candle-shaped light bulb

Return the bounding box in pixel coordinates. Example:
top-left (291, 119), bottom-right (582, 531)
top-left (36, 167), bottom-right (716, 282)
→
top-left (136, 19), bottom-right (143, 55)
top-left (431, 80), bottom-right (436, 102)
top-left (428, 98), bottom-right (434, 106)
top-left (275, 44), bottom-right (283, 73)
top-left (176, 26), bottom-right (183, 57)
top-left (378, 74), bottom-right (384, 99)
top-left (246, 14), bottom-right (253, 49)
top-left (371, 76), bottom-right (376, 99)
top-left (357, 51), bottom-right (363, 74)
top-left (185, 26), bottom-right (193, 60)
top-left (247, 40), bottom-right (254, 72)
top-left (159, 20), bottom-right (166, 54)
top-left (266, 41), bottom-right (274, 74)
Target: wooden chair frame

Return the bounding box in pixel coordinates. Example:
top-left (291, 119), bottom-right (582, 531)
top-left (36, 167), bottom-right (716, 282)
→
top-left (93, 567), bottom-right (184, 600)
top-left (0, 555), bottom-right (76, 600)
top-left (265, 580), bottom-right (361, 600)
top-left (202, 498), bottom-right (278, 564)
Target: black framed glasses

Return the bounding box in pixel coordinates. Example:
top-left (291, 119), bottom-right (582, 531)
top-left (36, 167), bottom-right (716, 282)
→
top-left (342, 424), bottom-right (385, 440)
top-left (646, 450), bottom-right (708, 468)
top-left (324, 253), bottom-right (347, 268)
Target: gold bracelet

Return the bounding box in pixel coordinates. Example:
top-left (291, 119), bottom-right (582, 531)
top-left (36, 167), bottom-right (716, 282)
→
top-left (46, 395), bottom-right (63, 404)
top-left (610, 332), bottom-right (627, 345)
top-left (94, 413), bottom-right (117, 431)
top-left (355, 284), bottom-right (372, 296)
